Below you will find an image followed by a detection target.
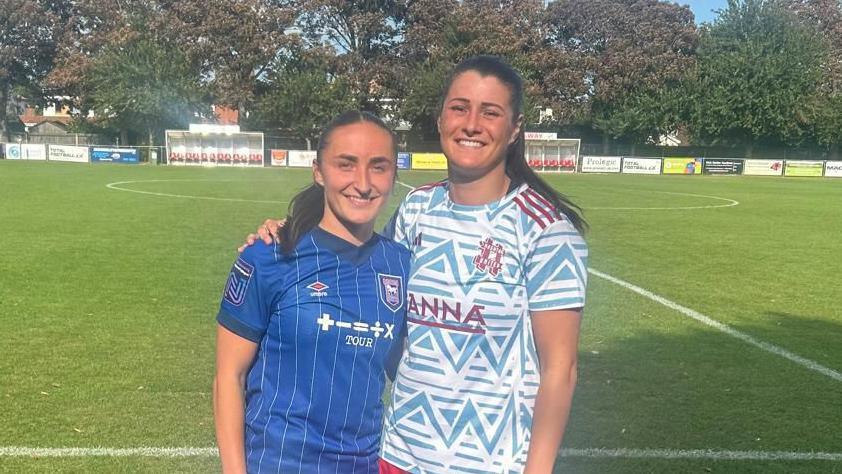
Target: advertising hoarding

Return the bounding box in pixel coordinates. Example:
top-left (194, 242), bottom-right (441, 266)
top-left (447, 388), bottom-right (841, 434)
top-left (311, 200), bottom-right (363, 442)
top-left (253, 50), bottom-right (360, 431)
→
top-left (824, 161), bottom-right (842, 177)
top-left (743, 159), bottom-right (783, 176)
top-left (48, 145), bottom-right (89, 163)
top-left (287, 150), bottom-right (316, 168)
top-left (784, 160), bottom-right (824, 177)
top-left (411, 153), bottom-right (448, 170)
top-left (397, 152), bottom-right (411, 170)
top-left (5, 144), bottom-right (21, 160)
top-left (581, 156), bottom-right (622, 173)
top-left (5, 144), bottom-right (47, 160)
top-left (25, 144), bottom-right (47, 160)
top-left (621, 157), bottom-right (661, 174)
top-left (91, 147), bottom-right (139, 163)
top-left (270, 150), bottom-right (287, 167)
top-left (702, 158), bottom-right (744, 175)
top-left (663, 157), bottom-right (702, 175)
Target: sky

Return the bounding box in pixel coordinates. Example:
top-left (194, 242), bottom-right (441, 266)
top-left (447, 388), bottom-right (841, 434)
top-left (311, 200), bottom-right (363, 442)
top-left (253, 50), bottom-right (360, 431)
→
top-left (682, 0), bottom-right (730, 24)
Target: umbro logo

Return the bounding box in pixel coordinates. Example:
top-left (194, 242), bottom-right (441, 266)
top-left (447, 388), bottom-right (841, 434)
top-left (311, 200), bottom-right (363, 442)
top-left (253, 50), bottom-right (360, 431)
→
top-left (307, 280), bottom-right (328, 297)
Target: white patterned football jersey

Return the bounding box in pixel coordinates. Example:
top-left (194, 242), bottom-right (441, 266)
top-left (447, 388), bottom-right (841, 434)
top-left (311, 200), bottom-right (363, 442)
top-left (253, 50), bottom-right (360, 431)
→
top-left (380, 180), bottom-right (588, 473)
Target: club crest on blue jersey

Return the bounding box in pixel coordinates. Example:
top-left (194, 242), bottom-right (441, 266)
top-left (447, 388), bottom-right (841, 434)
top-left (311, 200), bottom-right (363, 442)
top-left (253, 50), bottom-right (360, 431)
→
top-left (224, 257), bottom-right (254, 306)
top-left (378, 273), bottom-right (404, 312)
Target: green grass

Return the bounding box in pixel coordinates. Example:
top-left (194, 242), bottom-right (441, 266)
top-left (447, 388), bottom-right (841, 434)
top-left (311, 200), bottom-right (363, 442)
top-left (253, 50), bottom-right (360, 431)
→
top-left (0, 161), bottom-right (840, 473)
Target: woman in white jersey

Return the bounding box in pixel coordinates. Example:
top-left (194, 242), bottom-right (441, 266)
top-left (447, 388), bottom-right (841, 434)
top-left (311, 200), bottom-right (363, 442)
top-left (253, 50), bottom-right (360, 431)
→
top-left (247, 56), bottom-right (588, 474)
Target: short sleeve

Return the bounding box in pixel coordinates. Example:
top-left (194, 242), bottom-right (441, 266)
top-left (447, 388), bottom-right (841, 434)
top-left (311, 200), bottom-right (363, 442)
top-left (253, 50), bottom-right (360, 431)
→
top-left (217, 244), bottom-right (275, 342)
top-left (525, 220), bottom-right (588, 312)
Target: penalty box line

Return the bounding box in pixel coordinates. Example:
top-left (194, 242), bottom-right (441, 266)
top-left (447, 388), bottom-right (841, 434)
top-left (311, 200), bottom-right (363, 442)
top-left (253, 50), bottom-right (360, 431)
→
top-left (2, 447), bottom-right (841, 462)
top-left (588, 269), bottom-right (842, 384)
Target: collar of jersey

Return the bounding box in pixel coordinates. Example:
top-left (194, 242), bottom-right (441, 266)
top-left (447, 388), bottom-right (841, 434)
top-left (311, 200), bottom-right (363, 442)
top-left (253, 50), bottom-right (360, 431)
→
top-left (310, 226), bottom-right (381, 267)
top-left (444, 180), bottom-right (525, 213)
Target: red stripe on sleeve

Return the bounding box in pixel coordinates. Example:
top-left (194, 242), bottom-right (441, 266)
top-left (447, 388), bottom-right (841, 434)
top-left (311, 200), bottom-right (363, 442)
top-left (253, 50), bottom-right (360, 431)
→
top-left (513, 196), bottom-right (547, 229)
top-left (521, 191), bottom-right (556, 225)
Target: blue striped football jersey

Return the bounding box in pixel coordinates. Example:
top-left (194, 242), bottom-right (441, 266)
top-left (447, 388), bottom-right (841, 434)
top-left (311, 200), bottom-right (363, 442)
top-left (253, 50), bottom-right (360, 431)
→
top-left (218, 227), bottom-right (410, 473)
top-left (380, 181), bottom-right (588, 473)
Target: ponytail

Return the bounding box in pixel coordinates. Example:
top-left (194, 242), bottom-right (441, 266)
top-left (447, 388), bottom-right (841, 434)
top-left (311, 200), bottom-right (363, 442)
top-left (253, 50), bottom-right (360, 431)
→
top-left (280, 183), bottom-right (325, 253)
top-left (505, 130), bottom-right (588, 234)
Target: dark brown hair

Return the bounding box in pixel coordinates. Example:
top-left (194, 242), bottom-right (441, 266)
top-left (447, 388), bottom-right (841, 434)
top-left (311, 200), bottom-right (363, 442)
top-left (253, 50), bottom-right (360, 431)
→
top-left (441, 55), bottom-right (587, 233)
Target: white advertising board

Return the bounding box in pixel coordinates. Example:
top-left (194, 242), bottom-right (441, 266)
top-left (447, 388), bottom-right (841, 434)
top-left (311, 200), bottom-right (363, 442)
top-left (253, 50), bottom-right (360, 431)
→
top-left (48, 145), bottom-right (89, 163)
top-left (581, 156), bottom-right (622, 173)
top-left (621, 157), bottom-right (661, 174)
top-left (287, 150), bottom-right (316, 168)
top-left (823, 161), bottom-right (842, 177)
top-left (743, 159), bottom-right (783, 176)
top-left (5, 144), bottom-right (21, 159)
top-left (20, 143), bottom-right (47, 161)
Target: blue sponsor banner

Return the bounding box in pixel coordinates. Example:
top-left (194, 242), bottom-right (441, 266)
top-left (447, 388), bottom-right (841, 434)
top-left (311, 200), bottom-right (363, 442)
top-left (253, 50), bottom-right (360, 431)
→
top-left (397, 152), bottom-right (411, 170)
top-left (91, 147), bottom-right (139, 164)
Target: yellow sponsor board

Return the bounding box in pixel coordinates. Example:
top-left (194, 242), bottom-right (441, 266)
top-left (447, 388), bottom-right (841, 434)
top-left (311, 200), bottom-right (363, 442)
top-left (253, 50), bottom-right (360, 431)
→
top-left (784, 160), bottom-right (824, 177)
top-left (411, 153), bottom-right (448, 170)
top-left (663, 157), bottom-right (702, 175)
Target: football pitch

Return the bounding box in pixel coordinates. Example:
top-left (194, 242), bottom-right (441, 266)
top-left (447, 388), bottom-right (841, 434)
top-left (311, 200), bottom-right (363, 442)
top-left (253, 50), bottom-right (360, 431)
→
top-left (1, 160), bottom-right (840, 473)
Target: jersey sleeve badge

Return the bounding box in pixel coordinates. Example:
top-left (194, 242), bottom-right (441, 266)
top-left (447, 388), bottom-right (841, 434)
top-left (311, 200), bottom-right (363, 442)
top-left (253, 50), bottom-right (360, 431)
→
top-left (224, 257), bottom-right (254, 306)
top-left (378, 273), bottom-right (404, 312)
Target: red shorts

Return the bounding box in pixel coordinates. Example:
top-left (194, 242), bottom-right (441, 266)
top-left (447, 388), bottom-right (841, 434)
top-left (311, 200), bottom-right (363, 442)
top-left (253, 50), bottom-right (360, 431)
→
top-left (379, 458), bottom-right (411, 474)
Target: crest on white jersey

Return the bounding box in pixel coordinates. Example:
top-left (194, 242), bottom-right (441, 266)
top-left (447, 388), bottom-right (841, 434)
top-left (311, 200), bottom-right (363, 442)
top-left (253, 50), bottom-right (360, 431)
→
top-left (473, 237), bottom-right (505, 276)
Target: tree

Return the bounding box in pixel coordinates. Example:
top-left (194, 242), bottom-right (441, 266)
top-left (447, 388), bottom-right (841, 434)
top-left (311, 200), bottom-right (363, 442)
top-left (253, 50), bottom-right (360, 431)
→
top-left (544, 0), bottom-right (697, 142)
top-left (84, 35), bottom-right (209, 146)
top-left (166, 0), bottom-right (296, 117)
top-left (398, 0), bottom-right (549, 135)
top-left (0, 0), bottom-right (61, 140)
top-left (251, 49), bottom-right (356, 147)
top-left (782, 0), bottom-right (842, 150)
top-left (47, 1), bottom-right (211, 144)
top-left (684, 0), bottom-right (826, 148)
top-left (291, 0), bottom-right (408, 114)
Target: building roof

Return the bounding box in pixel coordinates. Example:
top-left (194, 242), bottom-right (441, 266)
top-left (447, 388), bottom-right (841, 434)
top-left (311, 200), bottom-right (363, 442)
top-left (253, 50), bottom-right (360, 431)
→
top-left (19, 113), bottom-right (72, 128)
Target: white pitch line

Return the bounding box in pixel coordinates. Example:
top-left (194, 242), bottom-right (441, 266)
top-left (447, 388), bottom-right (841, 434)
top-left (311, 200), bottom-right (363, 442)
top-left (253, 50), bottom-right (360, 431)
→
top-left (588, 190), bottom-right (740, 210)
top-left (2, 446), bottom-right (841, 462)
top-left (397, 180), bottom-right (838, 383)
top-left (588, 268), bottom-right (842, 383)
top-left (106, 180), bottom-right (287, 204)
top-left (396, 181), bottom-right (740, 211)
top-left (0, 447), bottom-right (217, 457)
top-left (559, 448), bottom-right (842, 461)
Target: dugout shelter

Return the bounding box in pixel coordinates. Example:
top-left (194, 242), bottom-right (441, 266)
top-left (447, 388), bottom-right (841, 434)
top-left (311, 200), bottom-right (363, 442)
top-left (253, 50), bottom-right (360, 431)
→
top-left (524, 132), bottom-right (580, 173)
top-left (166, 124), bottom-right (264, 166)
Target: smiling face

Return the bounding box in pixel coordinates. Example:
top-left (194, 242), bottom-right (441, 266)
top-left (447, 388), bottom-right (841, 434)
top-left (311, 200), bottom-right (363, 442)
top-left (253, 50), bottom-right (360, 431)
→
top-left (437, 70), bottom-right (523, 181)
top-left (314, 121), bottom-right (396, 245)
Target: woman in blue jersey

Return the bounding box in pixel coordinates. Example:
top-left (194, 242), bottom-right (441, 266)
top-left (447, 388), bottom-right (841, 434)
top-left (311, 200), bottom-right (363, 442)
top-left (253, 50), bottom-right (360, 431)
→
top-left (214, 110), bottom-right (410, 474)
top-left (249, 56), bottom-right (588, 474)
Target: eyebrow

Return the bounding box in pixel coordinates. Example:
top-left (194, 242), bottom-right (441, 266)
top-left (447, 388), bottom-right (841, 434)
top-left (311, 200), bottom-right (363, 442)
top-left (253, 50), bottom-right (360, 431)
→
top-left (447, 97), bottom-right (506, 111)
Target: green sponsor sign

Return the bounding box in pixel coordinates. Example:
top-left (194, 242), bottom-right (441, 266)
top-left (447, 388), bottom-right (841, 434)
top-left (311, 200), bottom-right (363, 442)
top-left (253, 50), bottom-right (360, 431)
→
top-left (784, 160), bottom-right (823, 177)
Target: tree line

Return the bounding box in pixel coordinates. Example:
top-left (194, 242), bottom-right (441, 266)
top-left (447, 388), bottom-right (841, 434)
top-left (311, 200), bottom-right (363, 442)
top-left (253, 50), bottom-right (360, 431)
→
top-left (2, 0), bottom-right (841, 152)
